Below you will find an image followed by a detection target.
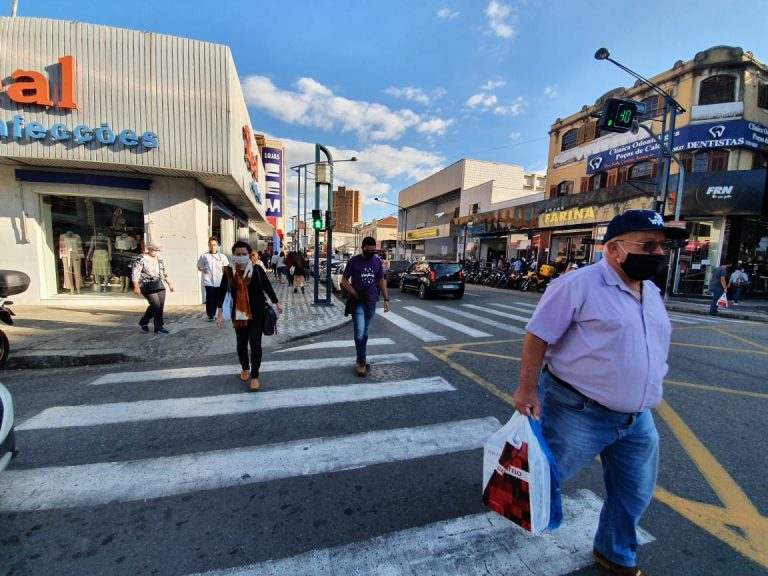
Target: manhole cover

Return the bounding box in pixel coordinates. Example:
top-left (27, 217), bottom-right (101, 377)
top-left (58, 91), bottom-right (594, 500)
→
top-left (368, 363), bottom-right (412, 382)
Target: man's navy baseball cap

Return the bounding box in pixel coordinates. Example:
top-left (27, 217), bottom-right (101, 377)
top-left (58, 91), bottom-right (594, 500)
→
top-left (603, 210), bottom-right (689, 243)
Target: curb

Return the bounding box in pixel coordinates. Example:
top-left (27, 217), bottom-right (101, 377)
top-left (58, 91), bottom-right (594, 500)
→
top-left (6, 349), bottom-right (132, 370)
top-left (665, 304), bottom-right (768, 323)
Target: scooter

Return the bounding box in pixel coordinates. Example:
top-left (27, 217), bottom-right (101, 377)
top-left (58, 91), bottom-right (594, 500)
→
top-left (0, 382), bottom-right (17, 472)
top-left (0, 270), bottom-right (31, 370)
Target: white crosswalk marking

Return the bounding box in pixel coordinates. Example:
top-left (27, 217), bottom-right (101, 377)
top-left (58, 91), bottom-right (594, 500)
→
top-left (666, 313), bottom-right (700, 324)
top-left (0, 417), bottom-right (499, 512)
top-left (488, 302), bottom-right (538, 314)
top-left (377, 310), bottom-right (446, 342)
top-left (18, 377), bottom-right (456, 430)
top-left (89, 353), bottom-right (419, 385)
top-left (403, 306), bottom-right (493, 338)
top-left (187, 489), bottom-right (654, 576)
top-left (435, 305), bottom-right (526, 335)
top-left (274, 338), bottom-right (394, 353)
top-left (462, 303), bottom-right (531, 324)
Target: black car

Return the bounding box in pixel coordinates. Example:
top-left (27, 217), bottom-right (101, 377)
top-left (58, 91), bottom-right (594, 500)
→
top-left (385, 260), bottom-right (411, 287)
top-left (400, 261), bottom-right (465, 299)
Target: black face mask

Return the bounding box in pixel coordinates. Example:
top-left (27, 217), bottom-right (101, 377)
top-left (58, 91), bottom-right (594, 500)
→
top-left (362, 250), bottom-right (376, 260)
top-left (620, 253), bottom-right (665, 281)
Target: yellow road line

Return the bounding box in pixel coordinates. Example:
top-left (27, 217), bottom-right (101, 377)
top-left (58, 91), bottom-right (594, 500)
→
top-left (711, 327), bottom-right (768, 352)
top-left (671, 342), bottom-right (768, 356)
top-left (665, 379), bottom-right (768, 399)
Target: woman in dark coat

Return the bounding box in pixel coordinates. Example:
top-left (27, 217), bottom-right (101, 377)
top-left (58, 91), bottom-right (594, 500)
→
top-left (217, 241), bottom-right (282, 391)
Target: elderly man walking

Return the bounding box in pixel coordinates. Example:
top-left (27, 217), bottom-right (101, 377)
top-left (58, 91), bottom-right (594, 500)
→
top-left (514, 210), bottom-right (687, 576)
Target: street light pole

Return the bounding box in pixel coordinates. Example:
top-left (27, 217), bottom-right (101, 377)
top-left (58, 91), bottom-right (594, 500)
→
top-left (374, 197), bottom-right (409, 259)
top-left (594, 48), bottom-right (686, 214)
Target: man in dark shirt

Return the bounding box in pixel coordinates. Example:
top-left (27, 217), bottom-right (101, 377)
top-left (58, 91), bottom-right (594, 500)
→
top-left (341, 237), bottom-right (389, 376)
top-left (708, 261), bottom-right (731, 316)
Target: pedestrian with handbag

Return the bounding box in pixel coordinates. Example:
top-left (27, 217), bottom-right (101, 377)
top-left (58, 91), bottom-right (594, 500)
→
top-left (217, 241), bottom-right (282, 391)
top-left (132, 240), bottom-right (174, 334)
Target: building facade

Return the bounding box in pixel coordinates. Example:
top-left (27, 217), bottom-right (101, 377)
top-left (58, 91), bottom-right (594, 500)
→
top-left (546, 45), bottom-right (768, 295)
top-left (0, 17), bottom-right (279, 305)
top-left (399, 159), bottom-right (545, 262)
top-left (332, 186), bottom-right (362, 234)
top-left (358, 216), bottom-right (398, 257)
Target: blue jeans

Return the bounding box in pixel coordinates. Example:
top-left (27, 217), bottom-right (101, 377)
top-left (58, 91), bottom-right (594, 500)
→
top-left (709, 285), bottom-right (725, 315)
top-left (352, 302), bottom-right (377, 363)
top-left (538, 368), bottom-right (659, 567)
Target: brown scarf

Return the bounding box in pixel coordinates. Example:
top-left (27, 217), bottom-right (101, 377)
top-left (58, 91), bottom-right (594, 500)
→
top-left (225, 265), bottom-right (253, 327)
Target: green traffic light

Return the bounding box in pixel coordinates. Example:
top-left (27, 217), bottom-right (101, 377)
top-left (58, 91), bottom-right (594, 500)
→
top-left (313, 219), bottom-right (324, 231)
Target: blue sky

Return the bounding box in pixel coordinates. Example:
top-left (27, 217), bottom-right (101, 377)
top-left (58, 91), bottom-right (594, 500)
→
top-left (14, 0), bottom-right (768, 223)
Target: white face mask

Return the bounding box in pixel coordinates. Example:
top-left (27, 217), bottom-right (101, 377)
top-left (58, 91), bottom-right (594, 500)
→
top-left (232, 255), bottom-right (250, 266)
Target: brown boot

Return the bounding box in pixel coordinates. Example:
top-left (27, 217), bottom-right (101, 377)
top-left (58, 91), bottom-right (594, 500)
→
top-left (250, 378), bottom-right (260, 391)
top-left (239, 370), bottom-right (250, 381)
top-left (356, 361), bottom-right (367, 377)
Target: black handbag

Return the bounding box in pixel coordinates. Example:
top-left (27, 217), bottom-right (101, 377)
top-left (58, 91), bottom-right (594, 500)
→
top-left (141, 279), bottom-right (165, 295)
top-left (263, 303), bottom-right (278, 335)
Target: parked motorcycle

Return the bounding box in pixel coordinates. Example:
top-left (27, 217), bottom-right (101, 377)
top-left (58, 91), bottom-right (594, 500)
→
top-left (519, 264), bottom-right (557, 293)
top-left (0, 270), bottom-right (31, 369)
top-left (0, 382), bottom-right (18, 472)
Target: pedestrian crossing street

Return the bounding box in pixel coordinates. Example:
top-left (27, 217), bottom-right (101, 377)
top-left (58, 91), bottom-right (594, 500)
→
top-left (2, 331), bottom-right (653, 575)
top-left (376, 297), bottom-right (745, 343)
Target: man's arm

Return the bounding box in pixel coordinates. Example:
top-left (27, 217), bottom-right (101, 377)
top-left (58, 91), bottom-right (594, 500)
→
top-left (513, 332), bottom-right (548, 419)
top-left (340, 276), bottom-right (359, 300)
top-left (378, 278), bottom-right (390, 312)
top-left (720, 270), bottom-right (728, 291)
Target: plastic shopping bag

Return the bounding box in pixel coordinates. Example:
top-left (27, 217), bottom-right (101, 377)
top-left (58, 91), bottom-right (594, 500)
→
top-left (482, 412), bottom-right (562, 533)
top-left (716, 292), bottom-right (728, 308)
top-left (222, 291), bottom-right (232, 322)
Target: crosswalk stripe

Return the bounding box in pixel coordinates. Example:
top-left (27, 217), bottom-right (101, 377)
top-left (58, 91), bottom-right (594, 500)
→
top-left (462, 303), bottom-right (531, 324)
top-left (403, 306), bottom-right (493, 338)
top-left (0, 417), bottom-right (500, 512)
top-left (488, 302), bottom-right (537, 314)
top-left (666, 314), bottom-right (700, 324)
top-left (509, 301), bottom-right (537, 309)
top-left (18, 377), bottom-right (456, 431)
top-left (186, 489), bottom-right (654, 576)
top-left (89, 353), bottom-right (419, 386)
top-left (274, 338), bottom-right (394, 353)
top-left (435, 305), bottom-right (526, 335)
top-left (377, 311), bottom-right (446, 342)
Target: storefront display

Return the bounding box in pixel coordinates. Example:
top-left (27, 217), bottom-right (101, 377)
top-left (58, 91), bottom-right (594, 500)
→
top-left (45, 195), bottom-right (144, 296)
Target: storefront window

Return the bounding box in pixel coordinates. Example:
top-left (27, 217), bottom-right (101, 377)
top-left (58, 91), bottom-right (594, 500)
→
top-left (675, 220), bottom-right (720, 295)
top-left (46, 195), bottom-right (144, 296)
top-left (737, 217), bottom-right (768, 295)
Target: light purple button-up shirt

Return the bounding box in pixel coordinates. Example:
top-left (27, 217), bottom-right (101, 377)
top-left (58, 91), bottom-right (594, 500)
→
top-left (526, 258), bottom-right (672, 413)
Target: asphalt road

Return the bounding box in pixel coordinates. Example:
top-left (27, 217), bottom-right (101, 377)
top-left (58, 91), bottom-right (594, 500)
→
top-left (0, 283), bottom-right (766, 576)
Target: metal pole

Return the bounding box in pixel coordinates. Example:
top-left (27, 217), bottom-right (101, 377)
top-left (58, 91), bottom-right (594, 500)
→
top-left (296, 166), bottom-right (301, 251)
top-left (652, 98), bottom-right (669, 212)
top-left (11, 0), bottom-right (18, 17)
top-left (403, 209), bottom-right (408, 259)
top-left (313, 150), bottom-right (321, 304)
top-left (303, 166), bottom-right (308, 253)
top-left (321, 146), bottom-right (334, 304)
top-left (660, 100), bottom-right (679, 216)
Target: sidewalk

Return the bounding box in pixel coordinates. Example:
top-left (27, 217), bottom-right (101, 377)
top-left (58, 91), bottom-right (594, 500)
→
top-left (3, 280), bottom-right (350, 370)
top-left (664, 295), bottom-right (768, 323)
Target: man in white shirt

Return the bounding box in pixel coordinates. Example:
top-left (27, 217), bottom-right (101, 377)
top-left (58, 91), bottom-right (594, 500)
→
top-left (197, 237), bottom-right (229, 320)
top-left (728, 265), bottom-right (749, 304)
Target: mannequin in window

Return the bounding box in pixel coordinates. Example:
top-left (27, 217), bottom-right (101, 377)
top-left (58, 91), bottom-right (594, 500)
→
top-left (59, 231), bottom-right (84, 294)
top-left (114, 231), bottom-right (138, 291)
top-left (112, 207), bottom-right (127, 231)
top-left (87, 232), bottom-right (112, 292)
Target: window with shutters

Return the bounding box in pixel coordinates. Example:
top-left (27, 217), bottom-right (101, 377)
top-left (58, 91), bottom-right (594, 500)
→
top-left (471, 203), bottom-right (480, 214)
top-left (561, 128), bottom-right (578, 151)
top-left (680, 152), bottom-right (694, 174)
top-left (607, 170), bottom-right (618, 187)
top-left (641, 95), bottom-right (662, 119)
top-left (708, 150), bottom-right (729, 172)
top-left (583, 121), bottom-right (598, 143)
top-left (556, 181), bottom-right (572, 197)
top-left (699, 75), bottom-right (736, 105)
top-left (759, 83), bottom-right (768, 109)
top-left (617, 167), bottom-right (629, 185)
top-left (589, 172), bottom-right (608, 191)
top-left (693, 153), bottom-right (709, 173)
top-left (753, 152), bottom-right (768, 169)
top-left (630, 161), bottom-right (654, 179)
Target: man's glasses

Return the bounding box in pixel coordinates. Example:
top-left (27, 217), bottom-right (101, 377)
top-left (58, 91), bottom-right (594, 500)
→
top-left (617, 240), bottom-right (682, 253)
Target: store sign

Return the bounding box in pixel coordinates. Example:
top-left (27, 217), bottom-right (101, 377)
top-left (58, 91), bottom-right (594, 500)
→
top-left (0, 55), bottom-right (77, 109)
top-left (406, 227), bottom-right (438, 240)
top-left (540, 206), bottom-right (596, 226)
top-left (586, 120), bottom-right (768, 174)
top-left (680, 170), bottom-right (767, 215)
top-left (0, 55), bottom-right (160, 150)
top-left (242, 126), bottom-right (259, 180)
top-left (262, 146), bottom-right (283, 217)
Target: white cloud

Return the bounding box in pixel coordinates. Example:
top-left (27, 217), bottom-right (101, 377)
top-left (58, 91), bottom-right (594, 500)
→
top-left (509, 131), bottom-right (521, 140)
top-left (437, 8), bottom-right (460, 19)
top-left (544, 85), bottom-right (558, 98)
top-left (481, 79), bottom-right (506, 91)
top-left (485, 1), bottom-right (517, 39)
top-left (493, 96), bottom-right (525, 116)
top-left (466, 93), bottom-right (498, 109)
top-left (242, 75), bottom-right (451, 143)
top-left (417, 117), bottom-right (455, 136)
top-left (385, 86), bottom-right (430, 106)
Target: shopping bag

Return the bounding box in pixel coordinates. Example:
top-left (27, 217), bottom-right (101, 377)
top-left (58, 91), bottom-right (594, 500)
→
top-left (716, 292), bottom-right (728, 308)
top-left (222, 291), bottom-right (232, 322)
top-left (482, 412), bottom-right (562, 533)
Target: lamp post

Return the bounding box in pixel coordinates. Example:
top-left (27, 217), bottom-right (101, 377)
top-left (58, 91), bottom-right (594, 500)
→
top-left (374, 197), bottom-right (409, 260)
top-left (594, 48), bottom-right (686, 214)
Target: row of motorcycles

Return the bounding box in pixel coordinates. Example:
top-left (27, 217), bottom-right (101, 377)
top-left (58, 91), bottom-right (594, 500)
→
top-left (463, 262), bottom-right (560, 293)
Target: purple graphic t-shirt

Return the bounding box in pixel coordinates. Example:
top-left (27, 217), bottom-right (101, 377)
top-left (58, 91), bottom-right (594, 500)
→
top-left (343, 254), bottom-right (385, 304)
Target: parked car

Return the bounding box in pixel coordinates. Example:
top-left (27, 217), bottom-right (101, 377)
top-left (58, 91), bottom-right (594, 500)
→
top-left (331, 262), bottom-right (346, 292)
top-left (400, 261), bottom-right (465, 299)
top-left (0, 382), bottom-right (17, 473)
top-left (320, 261), bottom-right (343, 284)
top-left (385, 260), bottom-right (411, 287)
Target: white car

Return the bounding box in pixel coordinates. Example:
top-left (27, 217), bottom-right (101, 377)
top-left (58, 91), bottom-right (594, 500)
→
top-left (331, 262), bottom-right (346, 292)
top-left (0, 382), bottom-right (17, 473)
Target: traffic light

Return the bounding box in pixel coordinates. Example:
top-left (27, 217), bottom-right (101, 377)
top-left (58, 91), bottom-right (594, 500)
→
top-left (325, 210), bottom-right (336, 230)
top-left (598, 98), bottom-right (638, 133)
top-left (312, 209), bottom-right (324, 231)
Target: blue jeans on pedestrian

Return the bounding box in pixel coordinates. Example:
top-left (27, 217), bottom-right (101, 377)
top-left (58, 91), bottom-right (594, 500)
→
top-left (352, 302), bottom-right (377, 363)
top-left (538, 368), bottom-right (659, 568)
top-left (709, 285), bottom-right (725, 315)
